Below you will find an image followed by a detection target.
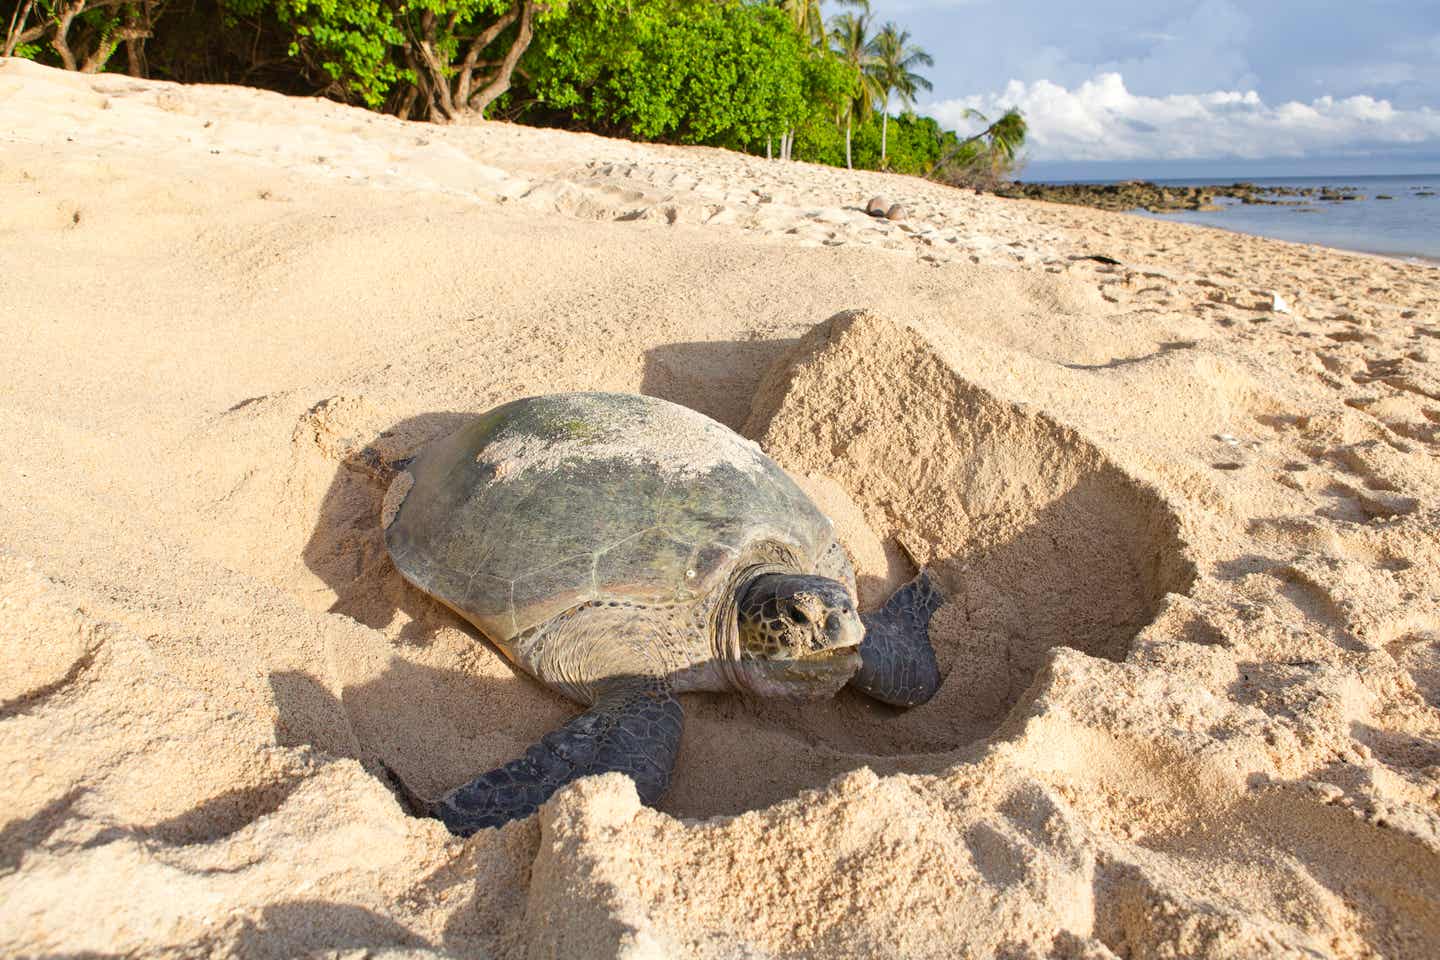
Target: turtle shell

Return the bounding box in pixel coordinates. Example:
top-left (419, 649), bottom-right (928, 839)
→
top-left (382, 392), bottom-right (832, 647)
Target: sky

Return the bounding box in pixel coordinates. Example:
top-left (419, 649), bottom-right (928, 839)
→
top-left (865, 0), bottom-right (1440, 179)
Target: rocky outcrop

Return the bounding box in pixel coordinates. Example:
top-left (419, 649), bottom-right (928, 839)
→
top-left (995, 180), bottom-right (1366, 213)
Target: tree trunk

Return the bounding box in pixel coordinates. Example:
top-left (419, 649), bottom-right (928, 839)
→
top-left (880, 94), bottom-right (889, 167)
top-left (467, 0), bottom-right (543, 117)
top-left (4, 0), bottom-right (37, 57)
top-left (125, 36), bottom-right (145, 76)
top-left (50, 1), bottom-right (83, 71)
top-left (845, 112), bottom-right (852, 170)
top-left (396, 85), bottom-right (419, 121)
top-left (81, 23), bottom-right (148, 73)
top-left (454, 6), bottom-right (517, 106)
top-left (401, 46), bottom-right (441, 120)
top-left (124, 2), bottom-right (152, 77)
top-left (766, 136), bottom-right (772, 160)
top-left (412, 10), bottom-right (457, 120)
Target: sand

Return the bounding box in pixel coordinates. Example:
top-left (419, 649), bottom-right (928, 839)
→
top-left (2, 56), bottom-right (1438, 958)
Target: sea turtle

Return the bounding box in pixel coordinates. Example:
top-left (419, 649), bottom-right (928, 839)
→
top-left (381, 392), bottom-right (941, 834)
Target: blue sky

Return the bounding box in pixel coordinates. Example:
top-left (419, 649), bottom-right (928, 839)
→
top-left (865, 0), bottom-right (1440, 178)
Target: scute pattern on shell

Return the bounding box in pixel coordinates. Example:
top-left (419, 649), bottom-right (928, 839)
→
top-left (383, 393), bottom-right (832, 645)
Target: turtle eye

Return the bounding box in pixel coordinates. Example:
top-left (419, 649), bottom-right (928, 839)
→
top-left (789, 606), bottom-right (810, 626)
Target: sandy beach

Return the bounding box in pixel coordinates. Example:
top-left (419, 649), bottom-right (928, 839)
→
top-left (3, 57), bottom-right (1439, 958)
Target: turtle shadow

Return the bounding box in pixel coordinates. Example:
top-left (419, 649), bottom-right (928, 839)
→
top-left (300, 410), bottom-right (478, 648)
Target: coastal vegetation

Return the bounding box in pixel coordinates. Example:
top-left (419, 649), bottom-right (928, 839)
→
top-left (3, 0), bottom-right (1026, 183)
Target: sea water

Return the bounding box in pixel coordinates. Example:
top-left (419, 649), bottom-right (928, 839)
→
top-left (1132, 174), bottom-right (1439, 264)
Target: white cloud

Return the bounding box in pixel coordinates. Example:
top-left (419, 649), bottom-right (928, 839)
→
top-left (926, 73), bottom-right (1440, 162)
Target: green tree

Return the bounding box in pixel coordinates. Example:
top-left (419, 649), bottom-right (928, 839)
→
top-left (5, 0), bottom-right (162, 73)
top-left (521, 0), bottom-right (811, 148)
top-left (836, 109), bottom-right (950, 174)
top-left (827, 6), bottom-right (879, 170)
top-left (868, 22), bottom-right (931, 168)
top-left (225, 0), bottom-right (566, 119)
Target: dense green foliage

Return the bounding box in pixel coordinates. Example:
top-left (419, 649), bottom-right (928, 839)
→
top-left (520, 0), bottom-right (828, 147)
top-left (4, 0), bottom-right (1025, 181)
top-left (225, 0), bottom-right (411, 107)
top-left (795, 110), bottom-right (956, 174)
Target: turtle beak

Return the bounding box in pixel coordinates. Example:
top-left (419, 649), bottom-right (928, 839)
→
top-left (783, 590), bottom-right (862, 655)
top-left (798, 607), bottom-right (863, 665)
top-left (822, 608), bottom-right (864, 652)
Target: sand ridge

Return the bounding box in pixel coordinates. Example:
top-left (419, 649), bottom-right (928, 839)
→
top-left (2, 58), bottom-right (1439, 958)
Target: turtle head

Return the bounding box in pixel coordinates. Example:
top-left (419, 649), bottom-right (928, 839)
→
top-left (733, 572), bottom-right (863, 699)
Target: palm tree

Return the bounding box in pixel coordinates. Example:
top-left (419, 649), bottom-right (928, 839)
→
top-left (779, 0), bottom-right (827, 46)
top-left (924, 108), bottom-right (1028, 181)
top-left (976, 108), bottom-right (1027, 171)
top-left (769, 0), bottom-right (827, 159)
top-left (780, 0), bottom-right (870, 48)
top-left (770, 0), bottom-right (869, 161)
top-left (829, 9), bottom-right (881, 169)
top-left (868, 24), bottom-right (933, 167)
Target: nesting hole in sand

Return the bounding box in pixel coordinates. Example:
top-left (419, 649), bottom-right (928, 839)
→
top-left (289, 313), bottom-right (1193, 822)
top-left (650, 311), bottom-right (1195, 818)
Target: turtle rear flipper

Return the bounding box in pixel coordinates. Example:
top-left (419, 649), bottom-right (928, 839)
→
top-left (850, 570), bottom-right (943, 707)
top-left (409, 675), bottom-right (683, 835)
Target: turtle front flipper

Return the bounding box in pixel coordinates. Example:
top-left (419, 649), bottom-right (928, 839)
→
top-left (420, 675), bottom-right (683, 835)
top-left (850, 571), bottom-right (943, 707)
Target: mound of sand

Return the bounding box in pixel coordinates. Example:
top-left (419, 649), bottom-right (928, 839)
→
top-left (3, 58), bottom-right (1439, 958)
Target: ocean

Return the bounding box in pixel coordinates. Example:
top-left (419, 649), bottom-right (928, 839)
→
top-left (1126, 174), bottom-right (1439, 264)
